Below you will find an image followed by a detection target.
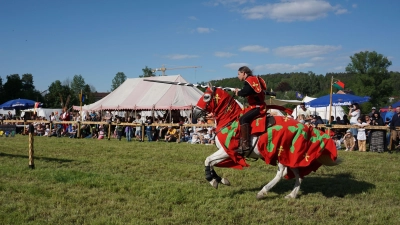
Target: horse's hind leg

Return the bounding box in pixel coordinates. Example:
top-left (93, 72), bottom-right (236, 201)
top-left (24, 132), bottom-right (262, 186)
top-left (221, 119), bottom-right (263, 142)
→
top-left (256, 163), bottom-right (287, 200)
top-left (285, 167), bottom-right (302, 199)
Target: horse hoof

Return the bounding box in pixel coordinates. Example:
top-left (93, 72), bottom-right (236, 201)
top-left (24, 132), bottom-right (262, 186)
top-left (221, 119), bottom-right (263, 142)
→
top-left (285, 194), bottom-right (296, 199)
top-left (221, 178), bottom-right (231, 186)
top-left (209, 179), bottom-right (218, 189)
top-left (256, 192), bottom-right (267, 200)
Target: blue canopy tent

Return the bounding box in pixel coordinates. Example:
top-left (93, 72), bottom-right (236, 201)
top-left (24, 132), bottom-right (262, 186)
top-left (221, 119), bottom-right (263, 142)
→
top-left (380, 101), bottom-right (400, 112)
top-left (306, 94), bottom-right (370, 107)
top-left (0, 98), bottom-right (42, 110)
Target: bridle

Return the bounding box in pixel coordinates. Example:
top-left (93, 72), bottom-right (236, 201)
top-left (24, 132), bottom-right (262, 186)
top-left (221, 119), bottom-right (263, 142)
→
top-left (194, 86), bottom-right (216, 121)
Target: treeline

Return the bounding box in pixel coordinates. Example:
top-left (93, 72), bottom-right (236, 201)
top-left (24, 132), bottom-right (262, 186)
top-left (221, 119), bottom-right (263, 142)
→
top-left (209, 71), bottom-right (400, 101)
top-left (0, 69), bottom-right (151, 109)
top-left (1, 51), bottom-right (398, 111)
top-left (0, 74), bottom-right (95, 109)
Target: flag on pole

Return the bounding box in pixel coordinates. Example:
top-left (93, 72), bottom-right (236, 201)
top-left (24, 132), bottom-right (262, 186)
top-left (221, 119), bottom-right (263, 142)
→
top-left (333, 80), bottom-right (345, 90)
top-left (295, 92), bottom-right (303, 99)
top-left (79, 93), bottom-right (85, 103)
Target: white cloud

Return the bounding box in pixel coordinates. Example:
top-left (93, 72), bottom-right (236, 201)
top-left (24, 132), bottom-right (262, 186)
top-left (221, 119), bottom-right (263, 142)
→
top-left (240, 0), bottom-right (348, 22)
top-left (188, 16), bottom-right (198, 20)
top-left (333, 66), bottom-right (344, 70)
top-left (335, 8), bottom-right (348, 14)
top-left (214, 51), bottom-right (237, 57)
top-left (352, 4), bottom-right (357, 8)
top-left (310, 56), bottom-right (325, 61)
top-left (196, 27), bottom-right (215, 33)
top-left (239, 45), bottom-right (269, 53)
top-left (210, 0), bottom-right (254, 6)
top-left (274, 45), bottom-right (341, 58)
top-left (255, 62), bottom-right (314, 71)
top-left (224, 62), bottom-right (250, 70)
top-left (165, 54), bottom-right (199, 60)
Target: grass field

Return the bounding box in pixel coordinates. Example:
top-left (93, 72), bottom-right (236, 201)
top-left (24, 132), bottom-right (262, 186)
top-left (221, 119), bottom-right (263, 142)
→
top-left (1, 135), bottom-right (400, 225)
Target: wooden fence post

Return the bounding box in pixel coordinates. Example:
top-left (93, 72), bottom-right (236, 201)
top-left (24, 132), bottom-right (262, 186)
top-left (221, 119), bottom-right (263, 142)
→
top-left (141, 124), bottom-right (145, 142)
top-left (108, 121), bottom-right (111, 140)
top-left (77, 121), bottom-right (81, 138)
top-left (28, 124), bottom-right (35, 169)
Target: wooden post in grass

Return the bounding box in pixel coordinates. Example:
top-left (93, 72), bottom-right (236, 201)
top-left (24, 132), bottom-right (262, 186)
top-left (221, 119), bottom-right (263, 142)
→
top-left (141, 124), bottom-right (145, 142)
top-left (77, 121), bottom-right (81, 138)
top-left (108, 121), bottom-right (111, 140)
top-left (178, 125), bottom-right (182, 143)
top-left (28, 124), bottom-right (35, 169)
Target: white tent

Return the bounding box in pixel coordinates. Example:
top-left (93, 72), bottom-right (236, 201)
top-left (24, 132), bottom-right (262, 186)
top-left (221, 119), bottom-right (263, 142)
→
top-left (73, 75), bottom-right (203, 111)
top-left (21, 108), bottom-right (63, 119)
top-left (291, 96), bottom-right (345, 121)
top-left (0, 109), bottom-right (16, 116)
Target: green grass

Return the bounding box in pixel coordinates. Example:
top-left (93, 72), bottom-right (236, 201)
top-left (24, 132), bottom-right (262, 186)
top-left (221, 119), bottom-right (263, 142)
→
top-left (1, 135), bottom-right (400, 225)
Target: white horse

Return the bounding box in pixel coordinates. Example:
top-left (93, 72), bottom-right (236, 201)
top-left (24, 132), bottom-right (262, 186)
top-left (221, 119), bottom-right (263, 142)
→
top-left (194, 85), bottom-right (339, 199)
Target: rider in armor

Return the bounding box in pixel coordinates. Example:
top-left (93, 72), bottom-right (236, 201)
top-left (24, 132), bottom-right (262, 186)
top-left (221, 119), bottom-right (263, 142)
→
top-left (235, 66), bottom-right (267, 153)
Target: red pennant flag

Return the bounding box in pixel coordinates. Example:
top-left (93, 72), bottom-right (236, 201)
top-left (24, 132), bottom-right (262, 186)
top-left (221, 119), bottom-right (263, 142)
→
top-left (333, 81), bottom-right (345, 90)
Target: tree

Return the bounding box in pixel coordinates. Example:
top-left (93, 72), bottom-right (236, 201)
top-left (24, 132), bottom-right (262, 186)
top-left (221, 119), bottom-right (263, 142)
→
top-left (139, 66), bottom-right (155, 78)
top-left (111, 72), bottom-right (127, 91)
top-left (3, 74), bottom-right (23, 100)
top-left (70, 75), bottom-right (86, 94)
top-left (345, 51), bottom-right (392, 106)
top-left (21, 74), bottom-right (34, 91)
top-left (44, 80), bottom-right (71, 108)
top-left (275, 81), bottom-right (291, 92)
top-left (0, 76), bottom-right (4, 104)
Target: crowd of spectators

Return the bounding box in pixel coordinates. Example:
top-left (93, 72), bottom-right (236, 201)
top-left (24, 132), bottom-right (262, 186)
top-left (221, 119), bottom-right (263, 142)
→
top-left (294, 104), bottom-right (400, 153)
top-left (2, 106), bottom-right (400, 152)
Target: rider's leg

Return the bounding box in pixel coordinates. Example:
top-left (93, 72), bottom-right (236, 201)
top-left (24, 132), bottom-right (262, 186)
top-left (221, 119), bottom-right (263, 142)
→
top-left (239, 108), bottom-right (260, 151)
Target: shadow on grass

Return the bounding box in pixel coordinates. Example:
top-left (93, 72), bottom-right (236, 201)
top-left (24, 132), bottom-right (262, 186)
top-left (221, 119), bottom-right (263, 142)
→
top-left (225, 173), bottom-right (375, 199)
top-left (0, 152), bottom-right (74, 163)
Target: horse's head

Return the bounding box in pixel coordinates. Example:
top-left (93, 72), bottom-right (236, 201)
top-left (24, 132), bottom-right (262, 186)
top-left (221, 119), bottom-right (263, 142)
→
top-left (193, 83), bottom-right (241, 122)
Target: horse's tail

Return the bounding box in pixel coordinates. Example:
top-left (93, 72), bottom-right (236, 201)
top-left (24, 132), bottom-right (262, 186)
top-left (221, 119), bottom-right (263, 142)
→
top-left (317, 154), bottom-right (342, 166)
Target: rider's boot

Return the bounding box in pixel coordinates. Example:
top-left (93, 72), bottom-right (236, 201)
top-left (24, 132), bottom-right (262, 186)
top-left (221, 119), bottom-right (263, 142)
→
top-left (238, 123), bottom-right (250, 155)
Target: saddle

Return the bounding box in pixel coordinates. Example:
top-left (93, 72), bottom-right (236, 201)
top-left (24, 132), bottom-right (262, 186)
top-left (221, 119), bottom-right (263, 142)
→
top-left (249, 115), bottom-right (276, 135)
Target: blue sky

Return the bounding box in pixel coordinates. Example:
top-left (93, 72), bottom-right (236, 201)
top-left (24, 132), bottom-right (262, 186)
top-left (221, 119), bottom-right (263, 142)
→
top-left (1, 0), bottom-right (399, 92)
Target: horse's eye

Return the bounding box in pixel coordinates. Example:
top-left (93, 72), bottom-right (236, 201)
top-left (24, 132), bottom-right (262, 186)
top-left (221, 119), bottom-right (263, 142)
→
top-left (203, 94), bottom-right (211, 102)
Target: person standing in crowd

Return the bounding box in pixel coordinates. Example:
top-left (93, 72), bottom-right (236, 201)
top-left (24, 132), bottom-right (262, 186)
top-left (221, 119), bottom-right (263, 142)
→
top-left (145, 117), bottom-right (153, 142)
top-left (342, 115), bottom-right (350, 125)
top-left (349, 103), bottom-right (361, 150)
top-left (125, 125), bottom-right (133, 142)
top-left (7, 111), bottom-right (13, 120)
top-left (234, 66), bottom-right (267, 153)
top-left (356, 117), bottom-right (368, 152)
top-left (135, 115), bottom-right (144, 141)
top-left (385, 105), bottom-right (395, 125)
top-left (389, 106), bottom-right (400, 153)
top-left (115, 118), bottom-right (123, 141)
top-left (369, 111), bottom-right (385, 153)
top-left (297, 103), bottom-right (312, 121)
top-left (368, 107), bottom-right (377, 117)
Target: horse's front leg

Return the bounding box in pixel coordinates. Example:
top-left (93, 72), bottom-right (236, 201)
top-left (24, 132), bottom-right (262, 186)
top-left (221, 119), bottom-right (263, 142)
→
top-left (285, 167), bottom-right (302, 199)
top-left (256, 163), bottom-right (287, 200)
top-left (204, 147), bottom-right (231, 189)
